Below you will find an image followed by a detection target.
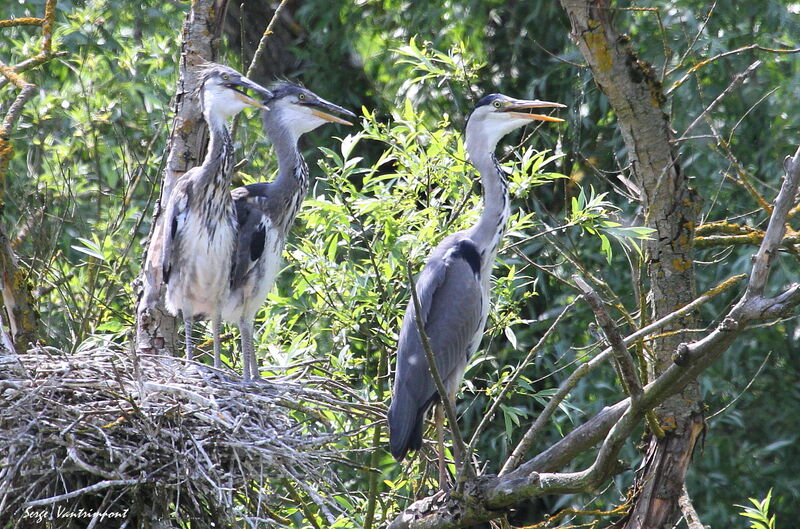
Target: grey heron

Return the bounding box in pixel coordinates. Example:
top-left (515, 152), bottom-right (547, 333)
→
top-left (222, 83), bottom-right (355, 382)
top-left (161, 63), bottom-right (272, 367)
top-left (387, 94), bottom-right (565, 485)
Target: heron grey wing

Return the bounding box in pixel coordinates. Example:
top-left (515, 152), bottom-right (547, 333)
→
top-left (229, 196), bottom-right (269, 290)
top-left (161, 187), bottom-right (190, 285)
top-left (389, 239), bottom-right (482, 459)
top-left (400, 242), bottom-right (483, 399)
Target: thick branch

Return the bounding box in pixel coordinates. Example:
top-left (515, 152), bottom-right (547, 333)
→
top-left (747, 145), bottom-right (800, 297)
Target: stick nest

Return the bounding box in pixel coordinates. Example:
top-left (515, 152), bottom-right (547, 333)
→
top-left (0, 341), bottom-right (358, 528)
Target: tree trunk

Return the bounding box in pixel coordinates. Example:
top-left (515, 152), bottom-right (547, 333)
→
top-left (558, 2), bottom-right (703, 527)
top-left (134, 0), bottom-right (225, 354)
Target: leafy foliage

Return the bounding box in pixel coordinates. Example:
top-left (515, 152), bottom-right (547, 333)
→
top-left (737, 489), bottom-right (776, 529)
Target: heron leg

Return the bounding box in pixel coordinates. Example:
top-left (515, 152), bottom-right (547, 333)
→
top-left (444, 391), bottom-right (470, 484)
top-left (241, 320), bottom-right (253, 383)
top-left (184, 317), bottom-right (194, 362)
top-left (435, 404), bottom-right (449, 490)
top-left (212, 316), bottom-right (222, 369)
top-left (247, 323), bottom-right (259, 380)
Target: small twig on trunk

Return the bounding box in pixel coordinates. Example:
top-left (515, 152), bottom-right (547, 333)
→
top-left (405, 261), bottom-right (473, 481)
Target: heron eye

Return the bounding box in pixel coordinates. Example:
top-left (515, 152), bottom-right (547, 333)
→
top-left (493, 100), bottom-right (501, 108)
top-left (298, 93), bottom-right (305, 100)
top-left (222, 74), bottom-right (230, 81)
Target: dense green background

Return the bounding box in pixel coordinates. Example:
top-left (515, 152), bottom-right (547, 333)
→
top-left (3, 0), bottom-right (799, 526)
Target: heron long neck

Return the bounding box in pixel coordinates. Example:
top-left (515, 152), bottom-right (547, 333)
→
top-left (266, 122), bottom-right (310, 233)
top-left (198, 113), bottom-right (235, 196)
top-left (466, 146), bottom-right (511, 266)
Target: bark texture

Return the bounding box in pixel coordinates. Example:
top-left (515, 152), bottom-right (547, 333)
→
top-left (558, 2), bottom-right (703, 527)
top-left (134, 0), bottom-right (222, 353)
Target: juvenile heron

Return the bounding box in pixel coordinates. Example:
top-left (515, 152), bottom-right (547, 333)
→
top-left (222, 84), bottom-right (355, 382)
top-left (387, 94), bottom-right (565, 484)
top-left (161, 64), bottom-right (272, 366)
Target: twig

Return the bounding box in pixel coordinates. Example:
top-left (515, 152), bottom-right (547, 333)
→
top-left (467, 299), bottom-right (579, 458)
top-left (708, 351), bottom-right (770, 421)
top-left (0, 18), bottom-right (44, 27)
top-left (0, 51), bottom-right (67, 90)
top-left (573, 276), bottom-right (642, 398)
top-left (405, 261), bottom-right (473, 480)
top-left (667, 45), bottom-right (800, 95)
top-left (675, 60), bottom-right (761, 142)
top-left (25, 479), bottom-right (141, 507)
top-left (245, 0), bottom-right (289, 79)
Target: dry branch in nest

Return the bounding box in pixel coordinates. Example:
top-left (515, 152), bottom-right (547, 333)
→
top-left (0, 342), bottom-right (362, 528)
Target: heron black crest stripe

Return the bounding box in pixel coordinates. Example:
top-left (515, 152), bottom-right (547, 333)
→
top-left (453, 239), bottom-right (481, 276)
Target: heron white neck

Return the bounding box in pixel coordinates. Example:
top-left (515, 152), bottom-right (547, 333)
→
top-left (269, 126), bottom-right (305, 188)
top-left (466, 142), bottom-right (511, 264)
top-left (197, 111), bottom-right (235, 193)
top-left (262, 118), bottom-right (310, 232)
top-left (205, 113), bottom-right (231, 154)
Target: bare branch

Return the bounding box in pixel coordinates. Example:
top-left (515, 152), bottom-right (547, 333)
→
top-left (747, 144), bottom-right (800, 298)
top-left (573, 276), bottom-right (642, 398)
top-left (675, 60), bottom-right (761, 142)
top-left (667, 44), bottom-right (800, 95)
top-left (245, 0), bottom-right (290, 79)
top-left (501, 274), bottom-right (742, 475)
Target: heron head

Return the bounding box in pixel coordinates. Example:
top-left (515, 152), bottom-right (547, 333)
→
top-left (197, 63), bottom-right (273, 121)
top-left (263, 83), bottom-right (356, 140)
top-left (464, 93), bottom-right (565, 153)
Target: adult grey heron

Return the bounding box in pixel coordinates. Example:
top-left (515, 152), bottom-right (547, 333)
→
top-left (387, 94), bottom-right (565, 484)
top-left (161, 63), bottom-right (272, 367)
top-left (222, 84), bottom-right (355, 382)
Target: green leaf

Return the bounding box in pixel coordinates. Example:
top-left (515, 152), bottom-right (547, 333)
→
top-left (71, 237), bottom-right (105, 261)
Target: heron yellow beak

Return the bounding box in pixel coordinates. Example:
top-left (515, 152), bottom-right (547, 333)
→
top-left (235, 92), bottom-right (268, 110)
top-left (230, 76), bottom-right (273, 110)
top-left (310, 109), bottom-right (354, 126)
top-left (504, 99), bottom-right (566, 122)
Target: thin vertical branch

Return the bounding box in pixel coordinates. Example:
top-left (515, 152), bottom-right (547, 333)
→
top-left (405, 261), bottom-right (473, 481)
top-left (245, 0), bottom-right (290, 79)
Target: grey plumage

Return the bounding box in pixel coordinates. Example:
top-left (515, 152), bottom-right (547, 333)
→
top-left (221, 83), bottom-right (355, 383)
top-left (161, 63), bottom-right (272, 366)
top-left (388, 94), bottom-right (565, 466)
